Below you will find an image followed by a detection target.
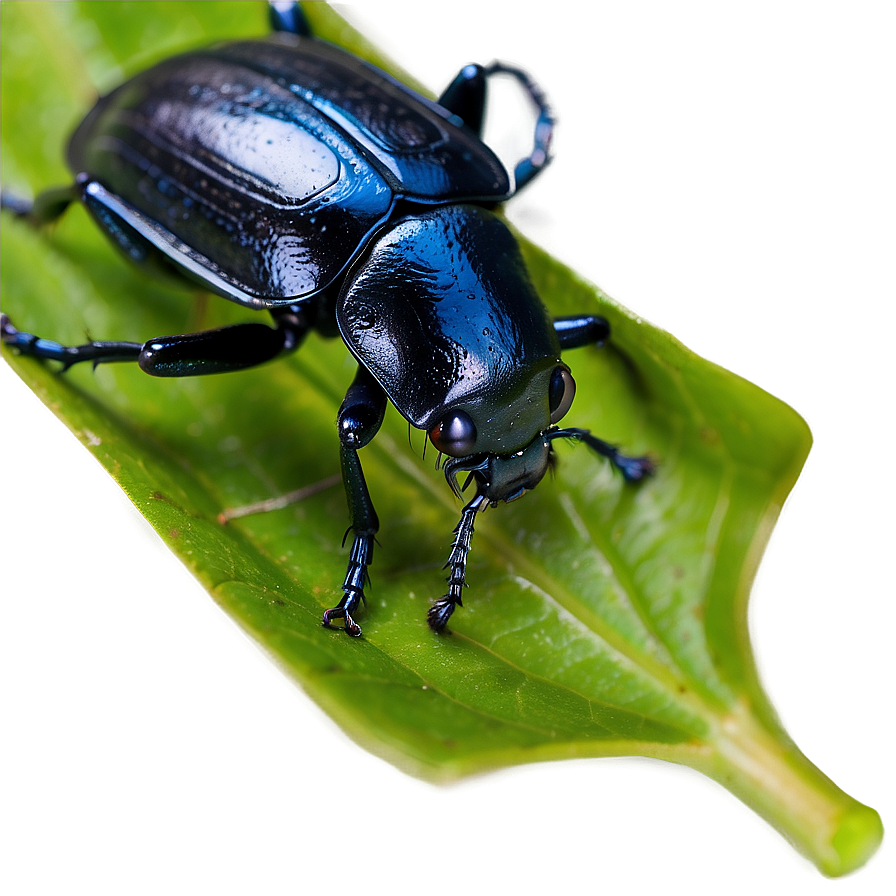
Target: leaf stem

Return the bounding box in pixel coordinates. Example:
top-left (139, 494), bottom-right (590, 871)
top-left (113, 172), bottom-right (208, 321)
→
top-left (689, 702), bottom-right (883, 876)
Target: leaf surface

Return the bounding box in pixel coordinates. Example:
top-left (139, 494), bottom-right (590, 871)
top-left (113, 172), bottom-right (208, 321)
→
top-left (0, 1), bottom-right (882, 876)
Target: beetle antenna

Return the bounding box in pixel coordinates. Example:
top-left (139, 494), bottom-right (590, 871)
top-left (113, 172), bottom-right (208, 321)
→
top-left (548, 428), bottom-right (655, 482)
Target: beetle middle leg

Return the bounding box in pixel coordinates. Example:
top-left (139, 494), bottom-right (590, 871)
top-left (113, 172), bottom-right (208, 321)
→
top-left (322, 366), bottom-right (387, 638)
top-left (438, 65), bottom-right (488, 135)
top-left (1, 184), bottom-right (78, 226)
top-left (438, 61), bottom-right (554, 192)
top-left (268, 1), bottom-right (311, 37)
top-left (1, 304), bottom-right (316, 375)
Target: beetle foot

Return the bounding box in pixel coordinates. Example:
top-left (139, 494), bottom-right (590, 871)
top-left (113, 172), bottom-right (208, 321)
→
top-left (322, 596), bottom-right (363, 638)
top-left (1, 314), bottom-right (15, 341)
top-left (615, 453), bottom-right (655, 483)
top-left (323, 529), bottom-right (375, 636)
top-left (428, 597), bottom-right (459, 633)
top-left (0, 313), bottom-right (31, 348)
top-left (0, 191), bottom-right (34, 217)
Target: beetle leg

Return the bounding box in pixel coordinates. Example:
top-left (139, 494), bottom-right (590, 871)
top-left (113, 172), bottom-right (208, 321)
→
top-left (1, 315), bottom-right (142, 370)
top-left (549, 428), bottom-right (655, 483)
top-left (576, 432), bottom-right (655, 482)
top-left (481, 62), bottom-right (554, 193)
top-left (322, 366), bottom-right (387, 637)
top-left (428, 492), bottom-right (489, 633)
top-left (439, 61), bottom-right (553, 192)
top-left (137, 305), bottom-right (315, 376)
top-left (553, 314), bottom-right (611, 350)
top-left (438, 64), bottom-right (487, 135)
top-left (268, 1), bottom-right (311, 37)
top-left (551, 316), bottom-right (655, 477)
top-left (1, 305), bottom-right (315, 375)
top-left (1, 184), bottom-right (78, 226)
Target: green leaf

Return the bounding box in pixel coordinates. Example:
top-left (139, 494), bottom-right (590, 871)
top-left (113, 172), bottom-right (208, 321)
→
top-left (1, 1), bottom-right (882, 878)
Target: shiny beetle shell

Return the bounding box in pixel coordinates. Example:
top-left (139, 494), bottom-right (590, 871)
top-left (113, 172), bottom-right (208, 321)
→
top-left (69, 34), bottom-right (510, 307)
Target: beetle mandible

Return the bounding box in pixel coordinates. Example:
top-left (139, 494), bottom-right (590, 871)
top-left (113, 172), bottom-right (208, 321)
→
top-left (1, 2), bottom-right (653, 637)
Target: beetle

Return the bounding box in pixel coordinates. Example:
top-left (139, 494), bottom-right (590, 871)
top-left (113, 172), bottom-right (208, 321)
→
top-left (1, 2), bottom-right (653, 637)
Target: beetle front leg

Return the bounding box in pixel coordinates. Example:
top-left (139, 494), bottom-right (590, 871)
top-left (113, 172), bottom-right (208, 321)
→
top-left (322, 367), bottom-right (387, 637)
top-left (428, 493), bottom-right (489, 633)
top-left (553, 314), bottom-right (611, 350)
top-left (548, 427), bottom-right (655, 482)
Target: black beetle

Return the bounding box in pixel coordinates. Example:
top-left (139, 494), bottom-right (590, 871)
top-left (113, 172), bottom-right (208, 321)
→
top-left (1, 2), bottom-right (652, 637)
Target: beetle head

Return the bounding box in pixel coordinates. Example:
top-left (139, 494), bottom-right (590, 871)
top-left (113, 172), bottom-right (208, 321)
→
top-left (434, 362), bottom-right (578, 505)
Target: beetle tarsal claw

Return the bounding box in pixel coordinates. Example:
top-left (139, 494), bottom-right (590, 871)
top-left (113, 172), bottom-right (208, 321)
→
top-left (322, 601), bottom-right (363, 638)
top-left (323, 530), bottom-right (374, 636)
top-left (616, 454), bottom-right (655, 482)
top-left (427, 597), bottom-right (457, 633)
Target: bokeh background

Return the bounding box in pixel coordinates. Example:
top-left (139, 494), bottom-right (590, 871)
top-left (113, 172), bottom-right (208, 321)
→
top-left (2, 2), bottom-right (893, 893)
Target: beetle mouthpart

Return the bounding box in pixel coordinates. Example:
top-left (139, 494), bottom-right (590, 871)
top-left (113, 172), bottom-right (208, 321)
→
top-left (466, 434), bottom-right (554, 503)
top-left (443, 455), bottom-right (489, 499)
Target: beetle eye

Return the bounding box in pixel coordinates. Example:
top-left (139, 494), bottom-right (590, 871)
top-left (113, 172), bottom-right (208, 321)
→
top-left (429, 410), bottom-right (478, 457)
top-left (548, 366), bottom-right (576, 424)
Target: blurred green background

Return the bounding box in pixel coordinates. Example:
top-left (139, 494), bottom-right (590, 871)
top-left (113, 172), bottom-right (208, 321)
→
top-left (2, 2), bottom-right (894, 894)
